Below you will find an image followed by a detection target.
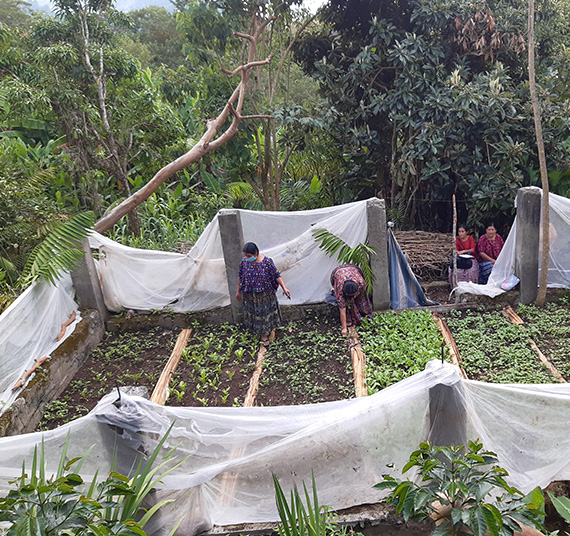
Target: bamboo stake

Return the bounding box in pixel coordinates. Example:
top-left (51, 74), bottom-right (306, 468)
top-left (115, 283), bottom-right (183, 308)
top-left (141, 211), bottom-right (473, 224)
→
top-left (150, 328), bottom-right (193, 404)
top-left (452, 194), bottom-right (458, 289)
top-left (502, 306), bottom-right (565, 382)
top-left (348, 326), bottom-right (368, 397)
top-left (243, 348), bottom-right (267, 407)
top-left (433, 313), bottom-right (468, 379)
top-left (218, 330), bottom-right (275, 508)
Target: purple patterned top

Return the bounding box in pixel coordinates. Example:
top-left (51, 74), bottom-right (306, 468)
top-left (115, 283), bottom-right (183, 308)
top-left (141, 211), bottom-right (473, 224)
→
top-left (330, 264), bottom-right (366, 309)
top-left (238, 256), bottom-right (281, 293)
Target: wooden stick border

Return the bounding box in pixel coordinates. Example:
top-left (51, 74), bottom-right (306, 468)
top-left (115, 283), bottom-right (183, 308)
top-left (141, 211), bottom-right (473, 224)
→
top-left (150, 328), bottom-right (193, 404)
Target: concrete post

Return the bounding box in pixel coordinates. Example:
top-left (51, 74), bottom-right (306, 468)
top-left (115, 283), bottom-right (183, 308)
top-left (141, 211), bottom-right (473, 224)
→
top-left (70, 239), bottom-right (107, 320)
top-left (366, 198), bottom-right (391, 310)
top-left (218, 209), bottom-right (245, 323)
top-left (515, 188), bottom-right (541, 304)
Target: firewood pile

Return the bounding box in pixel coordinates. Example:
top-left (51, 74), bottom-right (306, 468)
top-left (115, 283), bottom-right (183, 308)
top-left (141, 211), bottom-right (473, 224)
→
top-left (394, 231), bottom-right (454, 282)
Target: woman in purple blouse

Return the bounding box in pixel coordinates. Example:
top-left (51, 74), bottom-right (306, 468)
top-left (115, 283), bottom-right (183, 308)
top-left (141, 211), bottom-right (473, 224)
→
top-left (236, 242), bottom-right (291, 346)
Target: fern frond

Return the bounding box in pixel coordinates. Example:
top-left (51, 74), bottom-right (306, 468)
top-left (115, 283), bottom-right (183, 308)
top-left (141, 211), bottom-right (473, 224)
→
top-left (0, 255), bottom-right (17, 283)
top-left (20, 212), bottom-right (94, 288)
top-left (313, 228), bottom-right (376, 296)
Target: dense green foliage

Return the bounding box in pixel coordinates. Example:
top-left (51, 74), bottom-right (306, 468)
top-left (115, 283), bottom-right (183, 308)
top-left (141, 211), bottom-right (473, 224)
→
top-left (376, 440), bottom-right (547, 536)
top-left (445, 308), bottom-right (554, 383)
top-left (0, 431), bottom-right (180, 535)
top-left (3, 0), bottom-right (570, 308)
top-left (358, 310), bottom-right (444, 392)
top-left (295, 0), bottom-right (570, 231)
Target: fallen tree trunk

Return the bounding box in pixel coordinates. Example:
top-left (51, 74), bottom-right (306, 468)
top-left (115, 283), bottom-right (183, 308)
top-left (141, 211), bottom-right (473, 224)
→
top-left (94, 14), bottom-right (275, 234)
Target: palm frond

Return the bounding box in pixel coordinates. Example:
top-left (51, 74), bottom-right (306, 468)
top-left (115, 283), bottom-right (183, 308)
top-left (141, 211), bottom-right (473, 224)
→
top-left (313, 228), bottom-right (376, 295)
top-left (27, 167), bottom-right (56, 190)
top-left (226, 181), bottom-right (255, 204)
top-left (20, 212), bottom-right (94, 287)
top-left (0, 255), bottom-right (18, 283)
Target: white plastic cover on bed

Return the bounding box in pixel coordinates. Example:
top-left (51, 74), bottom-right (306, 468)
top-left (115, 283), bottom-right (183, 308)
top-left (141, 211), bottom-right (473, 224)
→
top-left (88, 200), bottom-right (369, 312)
top-left (0, 273), bottom-right (80, 415)
top-left (456, 189), bottom-right (570, 297)
top-left (1, 361), bottom-right (570, 536)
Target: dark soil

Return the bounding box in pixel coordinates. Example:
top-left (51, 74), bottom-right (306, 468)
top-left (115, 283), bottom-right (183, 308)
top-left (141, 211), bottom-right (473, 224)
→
top-left (516, 301), bottom-right (570, 380)
top-left (36, 311), bottom-right (355, 430)
top-left (166, 322), bottom-right (259, 408)
top-left (423, 284), bottom-right (454, 305)
top-left (37, 327), bottom-right (177, 430)
top-left (443, 308), bottom-right (555, 384)
top-left (256, 313), bottom-right (353, 405)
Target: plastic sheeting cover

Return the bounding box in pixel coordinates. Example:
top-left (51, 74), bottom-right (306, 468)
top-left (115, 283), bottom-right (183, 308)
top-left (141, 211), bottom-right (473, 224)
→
top-left (2, 361), bottom-right (570, 536)
top-left (0, 273), bottom-right (80, 415)
top-left (88, 201), bottom-right (369, 312)
top-left (388, 229), bottom-right (437, 308)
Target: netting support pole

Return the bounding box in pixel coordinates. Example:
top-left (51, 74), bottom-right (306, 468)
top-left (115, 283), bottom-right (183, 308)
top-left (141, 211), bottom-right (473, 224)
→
top-left (428, 381), bottom-right (467, 448)
top-left (219, 209), bottom-right (245, 323)
top-left (515, 187), bottom-right (541, 304)
top-left (71, 238), bottom-right (108, 321)
top-left (366, 198), bottom-right (391, 310)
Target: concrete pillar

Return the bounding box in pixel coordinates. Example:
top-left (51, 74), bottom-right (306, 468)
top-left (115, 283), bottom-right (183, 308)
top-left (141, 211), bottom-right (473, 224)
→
top-left (367, 198), bottom-right (391, 310)
top-left (515, 187), bottom-right (541, 304)
top-left (218, 209), bottom-right (245, 323)
top-left (70, 239), bottom-right (107, 320)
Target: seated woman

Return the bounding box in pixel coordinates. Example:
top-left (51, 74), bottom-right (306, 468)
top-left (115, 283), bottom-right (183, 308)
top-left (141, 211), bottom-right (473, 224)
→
top-left (449, 224), bottom-right (479, 287)
top-left (330, 264), bottom-right (372, 335)
top-left (476, 223), bottom-right (504, 285)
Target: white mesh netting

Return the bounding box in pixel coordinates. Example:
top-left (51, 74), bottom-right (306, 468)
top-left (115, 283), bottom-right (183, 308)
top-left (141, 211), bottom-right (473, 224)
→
top-left (0, 201), bottom-right (370, 414)
top-left (456, 189), bottom-right (570, 297)
top-left (0, 273), bottom-right (80, 415)
top-left (88, 200), bottom-right (369, 312)
top-left (1, 361), bottom-right (570, 536)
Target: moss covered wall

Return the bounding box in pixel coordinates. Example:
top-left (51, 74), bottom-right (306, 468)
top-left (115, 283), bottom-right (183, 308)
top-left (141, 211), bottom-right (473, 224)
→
top-left (0, 310), bottom-right (105, 437)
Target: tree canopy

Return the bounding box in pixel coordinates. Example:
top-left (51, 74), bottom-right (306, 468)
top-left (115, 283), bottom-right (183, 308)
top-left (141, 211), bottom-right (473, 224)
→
top-left (2, 0), bottom-right (570, 304)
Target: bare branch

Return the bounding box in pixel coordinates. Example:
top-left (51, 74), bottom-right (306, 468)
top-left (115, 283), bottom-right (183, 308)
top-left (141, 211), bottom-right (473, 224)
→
top-left (233, 31), bottom-right (255, 43)
top-left (240, 114), bottom-right (274, 120)
top-left (221, 55), bottom-right (273, 77)
top-left (94, 15), bottom-right (274, 234)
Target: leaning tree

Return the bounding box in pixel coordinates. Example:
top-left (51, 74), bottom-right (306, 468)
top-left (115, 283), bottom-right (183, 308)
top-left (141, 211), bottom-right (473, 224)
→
top-left (94, 8), bottom-right (275, 233)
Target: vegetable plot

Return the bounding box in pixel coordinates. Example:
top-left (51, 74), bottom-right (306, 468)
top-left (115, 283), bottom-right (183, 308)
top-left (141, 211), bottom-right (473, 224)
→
top-left (517, 301), bottom-right (570, 381)
top-left (445, 308), bottom-right (554, 383)
top-left (358, 310), bottom-right (445, 393)
top-left (36, 303), bottom-right (570, 433)
top-left (257, 313), bottom-right (354, 405)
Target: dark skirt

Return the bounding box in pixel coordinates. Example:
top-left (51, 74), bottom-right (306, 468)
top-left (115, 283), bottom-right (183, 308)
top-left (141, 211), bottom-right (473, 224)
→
top-left (345, 294), bottom-right (372, 327)
top-left (478, 261), bottom-right (493, 285)
top-left (242, 291), bottom-right (282, 336)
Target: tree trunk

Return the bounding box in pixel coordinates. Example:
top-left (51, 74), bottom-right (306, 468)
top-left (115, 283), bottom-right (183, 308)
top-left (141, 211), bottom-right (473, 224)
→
top-left (94, 15), bottom-right (275, 234)
top-left (528, 0), bottom-right (550, 306)
top-left (79, 10), bottom-right (141, 234)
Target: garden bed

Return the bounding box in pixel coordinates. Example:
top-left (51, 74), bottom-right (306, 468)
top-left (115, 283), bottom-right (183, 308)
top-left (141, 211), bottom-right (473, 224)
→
top-left (256, 312), bottom-right (353, 405)
top-left (359, 309), bottom-right (446, 393)
top-left (35, 310), bottom-right (355, 430)
top-left (517, 300), bottom-right (570, 380)
top-left (444, 307), bottom-right (556, 383)
top-left (36, 302), bottom-right (570, 432)
top-left (37, 326), bottom-right (177, 430)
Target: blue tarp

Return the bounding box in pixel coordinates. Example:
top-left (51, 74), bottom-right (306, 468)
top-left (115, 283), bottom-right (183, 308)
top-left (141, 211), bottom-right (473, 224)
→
top-left (388, 229), bottom-right (438, 309)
